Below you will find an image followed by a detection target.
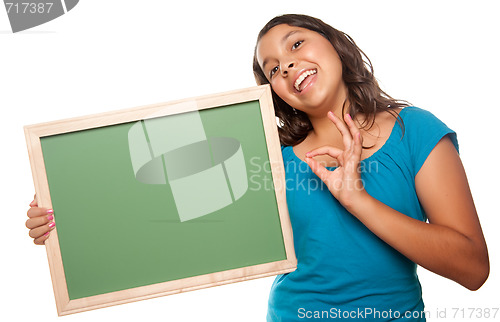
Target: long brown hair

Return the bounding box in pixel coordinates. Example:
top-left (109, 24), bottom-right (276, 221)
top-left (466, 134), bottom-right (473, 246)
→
top-left (252, 14), bottom-right (408, 146)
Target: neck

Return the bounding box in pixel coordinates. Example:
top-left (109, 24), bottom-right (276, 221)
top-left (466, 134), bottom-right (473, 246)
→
top-left (308, 110), bottom-right (343, 143)
top-left (306, 93), bottom-right (350, 145)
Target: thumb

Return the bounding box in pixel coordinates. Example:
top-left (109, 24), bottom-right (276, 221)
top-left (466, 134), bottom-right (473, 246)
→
top-left (30, 194), bottom-right (38, 207)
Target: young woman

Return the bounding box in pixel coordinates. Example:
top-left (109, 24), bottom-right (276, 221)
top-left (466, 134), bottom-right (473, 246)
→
top-left (27, 13), bottom-right (489, 321)
top-left (252, 14), bottom-right (488, 321)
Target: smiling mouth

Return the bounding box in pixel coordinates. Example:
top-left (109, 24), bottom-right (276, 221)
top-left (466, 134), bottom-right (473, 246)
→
top-left (294, 69), bottom-right (317, 92)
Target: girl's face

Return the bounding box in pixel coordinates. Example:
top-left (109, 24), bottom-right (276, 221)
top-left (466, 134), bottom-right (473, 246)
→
top-left (256, 24), bottom-right (347, 116)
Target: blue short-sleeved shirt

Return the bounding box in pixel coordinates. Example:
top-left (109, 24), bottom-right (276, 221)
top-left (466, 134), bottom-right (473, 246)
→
top-left (267, 107), bottom-right (459, 321)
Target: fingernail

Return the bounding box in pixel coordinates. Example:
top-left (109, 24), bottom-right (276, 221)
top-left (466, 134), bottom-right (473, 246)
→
top-left (346, 113), bottom-right (352, 120)
top-left (47, 214), bottom-right (54, 221)
top-left (49, 222), bottom-right (56, 229)
top-left (46, 209), bottom-right (54, 215)
top-left (43, 232), bottom-right (50, 237)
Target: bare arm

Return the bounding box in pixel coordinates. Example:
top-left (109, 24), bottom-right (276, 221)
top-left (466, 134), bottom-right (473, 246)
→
top-left (414, 136), bottom-right (488, 288)
top-left (306, 113), bottom-right (489, 290)
top-left (347, 137), bottom-right (488, 289)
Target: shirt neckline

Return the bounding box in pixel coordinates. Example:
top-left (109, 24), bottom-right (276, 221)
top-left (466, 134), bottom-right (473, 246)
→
top-left (289, 107), bottom-right (409, 169)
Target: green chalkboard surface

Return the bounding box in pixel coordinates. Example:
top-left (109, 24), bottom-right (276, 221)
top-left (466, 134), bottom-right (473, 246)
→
top-left (41, 100), bottom-right (286, 299)
top-left (26, 86), bottom-right (296, 315)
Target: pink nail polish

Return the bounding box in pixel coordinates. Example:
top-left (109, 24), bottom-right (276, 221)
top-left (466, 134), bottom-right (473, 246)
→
top-left (47, 209), bottom-right (54, 215)
top-left (43, 232), bottom-right (50, 237)
top-left (49, 222), bottom-right (55, 228)
top-left (47, 214), bottom-right (54, 221)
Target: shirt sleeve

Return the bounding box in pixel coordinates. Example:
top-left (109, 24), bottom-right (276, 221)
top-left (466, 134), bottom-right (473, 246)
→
top-left (402, 107), bottom-right (459, 176)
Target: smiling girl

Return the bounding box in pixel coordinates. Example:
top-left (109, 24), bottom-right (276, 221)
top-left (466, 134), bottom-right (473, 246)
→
top-left (252, 14), bottom-right (489, 321)
top-left (26, 13), bottom-right (489, 322)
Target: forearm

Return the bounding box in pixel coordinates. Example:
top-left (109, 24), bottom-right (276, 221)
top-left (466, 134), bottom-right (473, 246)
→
top-left (346, 192), bottom-right (489, 290)
top-left (305, 115), bottom-right (488, 290)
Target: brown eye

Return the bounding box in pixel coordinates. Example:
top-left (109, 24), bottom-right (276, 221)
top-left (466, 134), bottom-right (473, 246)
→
top-left (270, 66), bottom-right (279, 78)
top-left (292, 40), bottom-right (303, 50)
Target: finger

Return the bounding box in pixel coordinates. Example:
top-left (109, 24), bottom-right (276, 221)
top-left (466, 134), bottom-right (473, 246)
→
top-left (343, 113), bottom-right (361, 143)
top-left (306, 145), bottom-right (343, 160)
top-left (305, 156), bottom-right (331, 182)
top-left (353, 131), bottom-right (363, 160)
top-left (328, 111), bottom-right (352, 149)
top-left (343, 114), bottom-right (364, 160)
top-left (27, 207), bottom-right (52, 219)
top-left (342, 132), bottom-right (363, 174)
top-left (28, 221), bottom-right (55, 239)
top-left (25, 212), bottom-right (53, 229)
top-left (29, 194), bottom-right (38, 207)
top-left (33, 233), bottom-right (50, 245)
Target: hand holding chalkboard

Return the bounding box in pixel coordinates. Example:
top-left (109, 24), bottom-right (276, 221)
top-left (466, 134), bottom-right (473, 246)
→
top-left (26, 194), bottom-right (55, 245)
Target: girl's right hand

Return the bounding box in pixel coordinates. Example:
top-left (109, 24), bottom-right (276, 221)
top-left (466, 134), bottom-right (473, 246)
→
top-left (26, 195), bottom-right (55, 245)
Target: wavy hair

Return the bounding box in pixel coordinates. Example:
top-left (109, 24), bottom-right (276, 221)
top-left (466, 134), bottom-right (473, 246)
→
top-left (252, 14), bottom-right (408, 146)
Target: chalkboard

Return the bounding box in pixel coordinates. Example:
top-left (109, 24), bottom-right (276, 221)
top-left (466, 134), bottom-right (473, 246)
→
top-left (24, 85), bottom-right (296, 316)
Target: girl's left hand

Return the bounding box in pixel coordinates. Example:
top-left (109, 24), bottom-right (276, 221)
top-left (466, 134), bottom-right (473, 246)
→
top-left (305, 112), bottom-right (367, 210)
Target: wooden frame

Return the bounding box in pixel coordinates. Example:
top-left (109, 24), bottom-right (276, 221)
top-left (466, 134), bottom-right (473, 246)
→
top-left (24, 85), bottom-right (296, 316)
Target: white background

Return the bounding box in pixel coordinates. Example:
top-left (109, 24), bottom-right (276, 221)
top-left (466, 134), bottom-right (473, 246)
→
top-left (1, 0), bottom-right (499, 321)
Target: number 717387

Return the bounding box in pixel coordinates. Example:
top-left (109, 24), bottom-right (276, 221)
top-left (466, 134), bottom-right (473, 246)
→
top-left (5, 2), bottom-right (54, 14)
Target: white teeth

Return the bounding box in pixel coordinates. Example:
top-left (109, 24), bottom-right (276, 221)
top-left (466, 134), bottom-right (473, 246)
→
top-left (294, 70), bottom-right (317, 91)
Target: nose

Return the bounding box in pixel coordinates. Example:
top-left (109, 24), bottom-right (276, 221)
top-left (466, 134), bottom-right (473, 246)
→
top-left (280, 61), bottom-right (295, 77)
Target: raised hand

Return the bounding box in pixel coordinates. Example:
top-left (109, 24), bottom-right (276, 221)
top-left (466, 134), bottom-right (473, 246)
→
top-left (305, 112), bottom-right (367, 210)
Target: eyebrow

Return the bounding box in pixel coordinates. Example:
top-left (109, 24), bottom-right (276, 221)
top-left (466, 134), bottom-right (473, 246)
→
top-left (262, 30), bottom-right (302, 71)
top-left (282, 30), bottom-right (301, 43)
